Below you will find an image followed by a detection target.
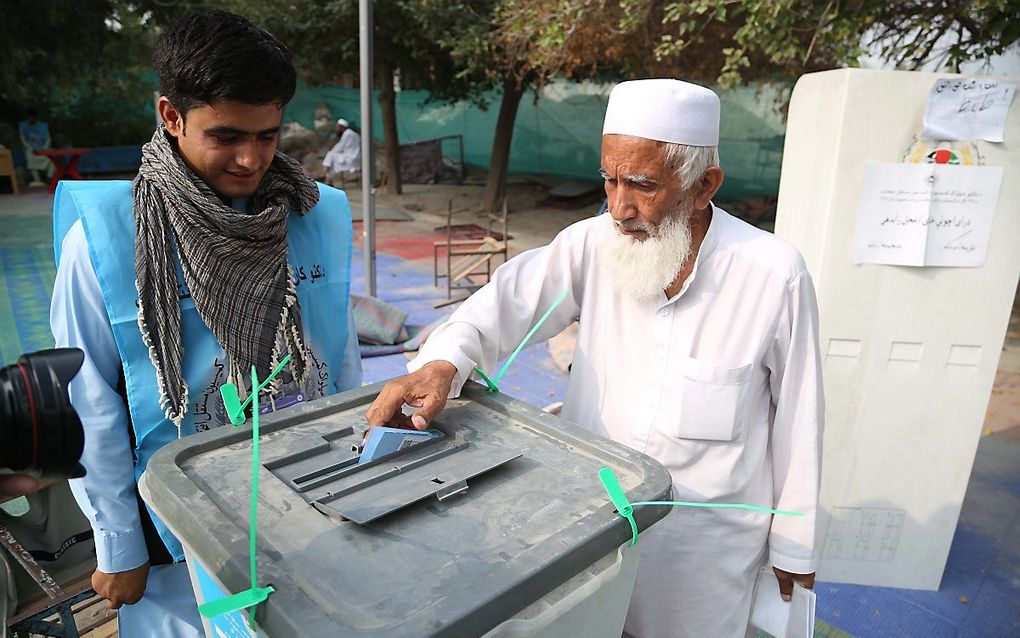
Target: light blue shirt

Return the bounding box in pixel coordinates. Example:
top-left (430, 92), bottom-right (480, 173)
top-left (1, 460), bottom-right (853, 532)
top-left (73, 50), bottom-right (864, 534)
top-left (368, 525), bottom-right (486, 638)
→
top-left (50, 216), bottom-right (362, 573)
top-left (18, 120), bottom-right (50, 149)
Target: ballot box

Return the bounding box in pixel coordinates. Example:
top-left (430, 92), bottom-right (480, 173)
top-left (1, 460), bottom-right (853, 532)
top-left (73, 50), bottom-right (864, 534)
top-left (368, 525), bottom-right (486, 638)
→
top-left (139, 382), bottom-right (672, 637)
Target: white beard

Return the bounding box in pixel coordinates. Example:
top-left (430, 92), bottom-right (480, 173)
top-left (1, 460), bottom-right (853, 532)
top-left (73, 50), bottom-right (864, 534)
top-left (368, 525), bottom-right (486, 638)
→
top-left (602, 208), bottom-right (694, 303)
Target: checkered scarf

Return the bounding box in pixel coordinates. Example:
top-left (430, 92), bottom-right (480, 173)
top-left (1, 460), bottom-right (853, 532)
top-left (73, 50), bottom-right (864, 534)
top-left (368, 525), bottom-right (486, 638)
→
top-left (132, 127), bottom-right (319, 431)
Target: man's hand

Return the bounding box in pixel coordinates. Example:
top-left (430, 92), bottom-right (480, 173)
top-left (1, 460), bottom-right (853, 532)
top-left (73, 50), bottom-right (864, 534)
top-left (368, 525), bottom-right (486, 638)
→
top-left (92, 563), bottom-right (150, 609)
top-left (772, 567), bottom-right (815, 602)
top-left (0, 474), bottom-right (41, 503)
top-left (365, 361), bottom-right (458, 430)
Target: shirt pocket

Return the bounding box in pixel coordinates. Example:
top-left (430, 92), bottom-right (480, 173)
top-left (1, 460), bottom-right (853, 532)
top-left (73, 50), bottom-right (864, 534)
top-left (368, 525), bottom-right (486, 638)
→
top-left (660, 358), bottom-right (754, 442)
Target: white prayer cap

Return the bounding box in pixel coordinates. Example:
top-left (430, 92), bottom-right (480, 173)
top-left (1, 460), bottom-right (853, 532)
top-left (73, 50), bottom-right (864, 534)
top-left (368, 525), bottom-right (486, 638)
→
top-left (337, 118), bottom-right (350, 127)
top-left (603, 79), bottom-right (720, 146)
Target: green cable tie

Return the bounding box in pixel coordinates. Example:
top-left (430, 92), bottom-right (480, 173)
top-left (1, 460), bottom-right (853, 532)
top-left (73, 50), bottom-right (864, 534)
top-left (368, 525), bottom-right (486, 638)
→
top-left (473, 288), bottom-right (570, 394)
top-left (220, 355), bottom-right (292, 425)
top-left (630, 501), bottom-right (805, 517)
top-left (247, 365), bottom-right (262, 626)
top-left (598, 467), bottom-right (803, 547)
top-left (201, 362), bottom-right (290, 625)
top-left (197, 586), bottom-right (274, 619)
top-left (598, 467), bottom-right (639, 546)
top-left (474, 368), bottom-right (500, 393)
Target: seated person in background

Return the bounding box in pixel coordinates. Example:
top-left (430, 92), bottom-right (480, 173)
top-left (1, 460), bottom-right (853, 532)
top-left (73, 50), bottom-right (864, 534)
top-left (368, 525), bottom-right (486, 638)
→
top-left (19, 109), bottom-right (53, 186)
top-left (322, 118), bottom-right (362, 184)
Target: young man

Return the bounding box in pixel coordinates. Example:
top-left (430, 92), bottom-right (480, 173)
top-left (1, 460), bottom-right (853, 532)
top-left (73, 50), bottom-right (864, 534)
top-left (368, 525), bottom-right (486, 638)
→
top-left (367, 79), bottom-right (822, 637)
top-left (50, 11), bottom-right (362, 636)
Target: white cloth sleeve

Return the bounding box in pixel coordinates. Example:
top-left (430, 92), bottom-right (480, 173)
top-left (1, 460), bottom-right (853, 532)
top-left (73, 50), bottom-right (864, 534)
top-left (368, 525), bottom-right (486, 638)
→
top-left (765, 271), bottom-right (825, 574)
top-left (409, 223), bottom-right (588, 395)
top-left (50, 221), bottom-right (149, 573)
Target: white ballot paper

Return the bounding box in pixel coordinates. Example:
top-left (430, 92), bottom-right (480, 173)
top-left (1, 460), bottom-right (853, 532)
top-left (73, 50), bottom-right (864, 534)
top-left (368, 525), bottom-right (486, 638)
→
top-left (750, 566), bottom-right (816, 638)
top-left (853, 163), bottom-right (1003, 267)
top-left (922, 77), bottom-right (1015, 143)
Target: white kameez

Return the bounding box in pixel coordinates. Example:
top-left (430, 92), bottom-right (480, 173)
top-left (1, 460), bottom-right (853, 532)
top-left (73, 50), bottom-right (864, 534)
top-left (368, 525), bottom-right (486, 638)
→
top-left (410, 206), bottom-right (824, 638)
top-left (322, 128), bottom-right (362, 175)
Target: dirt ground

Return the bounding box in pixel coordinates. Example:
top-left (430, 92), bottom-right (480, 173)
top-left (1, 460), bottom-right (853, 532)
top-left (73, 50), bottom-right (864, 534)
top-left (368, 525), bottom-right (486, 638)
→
top-left (346, 179), bottom-right (596, 255)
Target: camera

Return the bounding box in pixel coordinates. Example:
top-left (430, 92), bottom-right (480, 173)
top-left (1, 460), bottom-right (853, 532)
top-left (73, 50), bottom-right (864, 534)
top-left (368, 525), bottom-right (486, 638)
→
top-left (0, 348), bottom-right (85, 479)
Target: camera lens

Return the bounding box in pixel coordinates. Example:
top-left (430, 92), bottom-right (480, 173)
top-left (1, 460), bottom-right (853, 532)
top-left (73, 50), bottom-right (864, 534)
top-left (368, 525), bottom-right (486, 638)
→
top-left (0, 348), bottom-right (85, 477)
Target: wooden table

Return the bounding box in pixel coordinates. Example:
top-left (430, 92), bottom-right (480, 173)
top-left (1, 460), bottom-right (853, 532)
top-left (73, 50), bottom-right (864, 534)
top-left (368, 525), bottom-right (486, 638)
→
top-left (33, 148), bottom-right (92, 192)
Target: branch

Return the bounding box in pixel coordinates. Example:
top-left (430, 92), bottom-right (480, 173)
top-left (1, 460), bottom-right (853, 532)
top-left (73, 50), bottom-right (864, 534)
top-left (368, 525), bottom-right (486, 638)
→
top-left (910, 19), bottom-right (950, 68)
top-left (803, 0), bottom-right (835, 65)
top-left (671, 11), bottom-right (722, 55)
top-left (954, 12), bottom-right (982, 42)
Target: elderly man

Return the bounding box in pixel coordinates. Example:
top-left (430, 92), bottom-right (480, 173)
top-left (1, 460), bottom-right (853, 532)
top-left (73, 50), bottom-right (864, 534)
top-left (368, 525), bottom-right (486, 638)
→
top-left (366, 79), bottom-right (823, 637)
top-left (322, 117), bottom-right (362, 183)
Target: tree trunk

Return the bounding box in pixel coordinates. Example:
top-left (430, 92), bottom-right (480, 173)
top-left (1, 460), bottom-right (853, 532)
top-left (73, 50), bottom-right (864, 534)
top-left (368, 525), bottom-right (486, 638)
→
top-left (483, 76), bottom-right (528, 213)
top-left (378, 61), bottom-right (402, 195)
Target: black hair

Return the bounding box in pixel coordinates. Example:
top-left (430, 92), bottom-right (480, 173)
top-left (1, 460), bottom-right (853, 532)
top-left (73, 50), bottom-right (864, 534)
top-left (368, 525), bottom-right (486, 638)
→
top-left (25, 109), bottom-right (38, 118)
top-left (154, 10), bottom-right (296, 117)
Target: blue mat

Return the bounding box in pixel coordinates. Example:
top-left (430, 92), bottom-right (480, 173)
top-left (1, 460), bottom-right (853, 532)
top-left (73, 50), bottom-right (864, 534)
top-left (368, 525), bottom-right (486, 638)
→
top-left (0, 214), bottom-right (57, 364)
top-left (815, 434), bottom-right (1020, 637)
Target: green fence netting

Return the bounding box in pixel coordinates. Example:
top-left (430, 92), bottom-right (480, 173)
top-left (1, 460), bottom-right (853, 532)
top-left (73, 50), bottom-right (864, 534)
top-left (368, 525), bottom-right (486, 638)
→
top-left (284, 79), bottom-right (790, 200)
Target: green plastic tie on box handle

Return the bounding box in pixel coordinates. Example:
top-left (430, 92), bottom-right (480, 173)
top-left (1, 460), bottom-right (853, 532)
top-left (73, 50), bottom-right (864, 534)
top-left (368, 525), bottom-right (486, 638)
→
top-left (473, 288), bottom-right (569, 393)
top-left (198, 586), bottom-right (274, 619)
top-left (598, 467), bottom-right (804, 547)
top-left (474, 368), bottom-right (500, 393)
top-left (220, 355), bottom-right (292, 425)
top-left (201, 361), bottom-right (289, 626)
top-left (598, 467), bottom-right (638, 546)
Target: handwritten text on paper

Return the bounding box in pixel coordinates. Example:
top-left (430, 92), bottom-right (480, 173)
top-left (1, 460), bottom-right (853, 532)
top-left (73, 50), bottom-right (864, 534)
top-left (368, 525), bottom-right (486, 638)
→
top-left (922, 78), bottom-right (1016, 142)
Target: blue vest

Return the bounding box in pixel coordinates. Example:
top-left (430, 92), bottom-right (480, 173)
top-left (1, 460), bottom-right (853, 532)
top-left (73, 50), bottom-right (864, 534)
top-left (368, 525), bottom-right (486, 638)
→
top-left (54, 180), bottom-right (354, 561)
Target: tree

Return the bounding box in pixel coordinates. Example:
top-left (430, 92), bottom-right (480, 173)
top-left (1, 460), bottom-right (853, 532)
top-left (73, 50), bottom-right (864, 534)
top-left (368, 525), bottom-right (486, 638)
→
top-left (415, 0), bottom-right (643, 212)
top-left (219, 0), bottom-right (478, 196)
top-left (624, 0), bottom-right (1020, 88)
top-left (0, 1), bottom-right (158, 148)
top-left (483, 1), bottom-right (636, 212)
top-left (420, 0), bottom-right (1020, 213)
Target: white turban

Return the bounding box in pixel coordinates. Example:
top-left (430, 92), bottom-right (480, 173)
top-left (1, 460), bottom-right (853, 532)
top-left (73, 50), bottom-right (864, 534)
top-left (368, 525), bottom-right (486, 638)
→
top-left (602, 79), bottom-right (720, 146)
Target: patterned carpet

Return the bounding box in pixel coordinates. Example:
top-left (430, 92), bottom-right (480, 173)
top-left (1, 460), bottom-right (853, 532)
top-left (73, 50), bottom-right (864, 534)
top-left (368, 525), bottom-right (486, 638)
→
top-left (0, 212), bottom-right (57, 364)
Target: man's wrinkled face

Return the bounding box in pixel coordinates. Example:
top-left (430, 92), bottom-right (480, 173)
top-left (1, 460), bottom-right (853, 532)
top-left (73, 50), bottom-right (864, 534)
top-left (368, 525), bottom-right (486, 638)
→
top-left (160, 98), bottom-right (282, 200)
top-left (600, 134), bottom-right (688, 240)
top-left (600, 134), bottom-right (698, 301)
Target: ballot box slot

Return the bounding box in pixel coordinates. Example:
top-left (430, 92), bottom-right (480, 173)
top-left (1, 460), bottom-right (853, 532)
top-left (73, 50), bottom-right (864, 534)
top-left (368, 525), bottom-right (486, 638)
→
top-left (311, 446), bottom-right (524, 524)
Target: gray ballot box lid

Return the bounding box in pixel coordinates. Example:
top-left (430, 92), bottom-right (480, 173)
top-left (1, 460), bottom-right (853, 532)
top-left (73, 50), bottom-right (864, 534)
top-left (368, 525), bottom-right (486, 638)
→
top-left (141, 381), bottom-right (673, 637)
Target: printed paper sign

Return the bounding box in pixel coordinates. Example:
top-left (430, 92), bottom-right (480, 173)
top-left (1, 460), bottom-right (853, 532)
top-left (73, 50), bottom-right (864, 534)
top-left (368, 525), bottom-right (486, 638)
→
top-left (853, 163), bottom-right (1003, 267)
